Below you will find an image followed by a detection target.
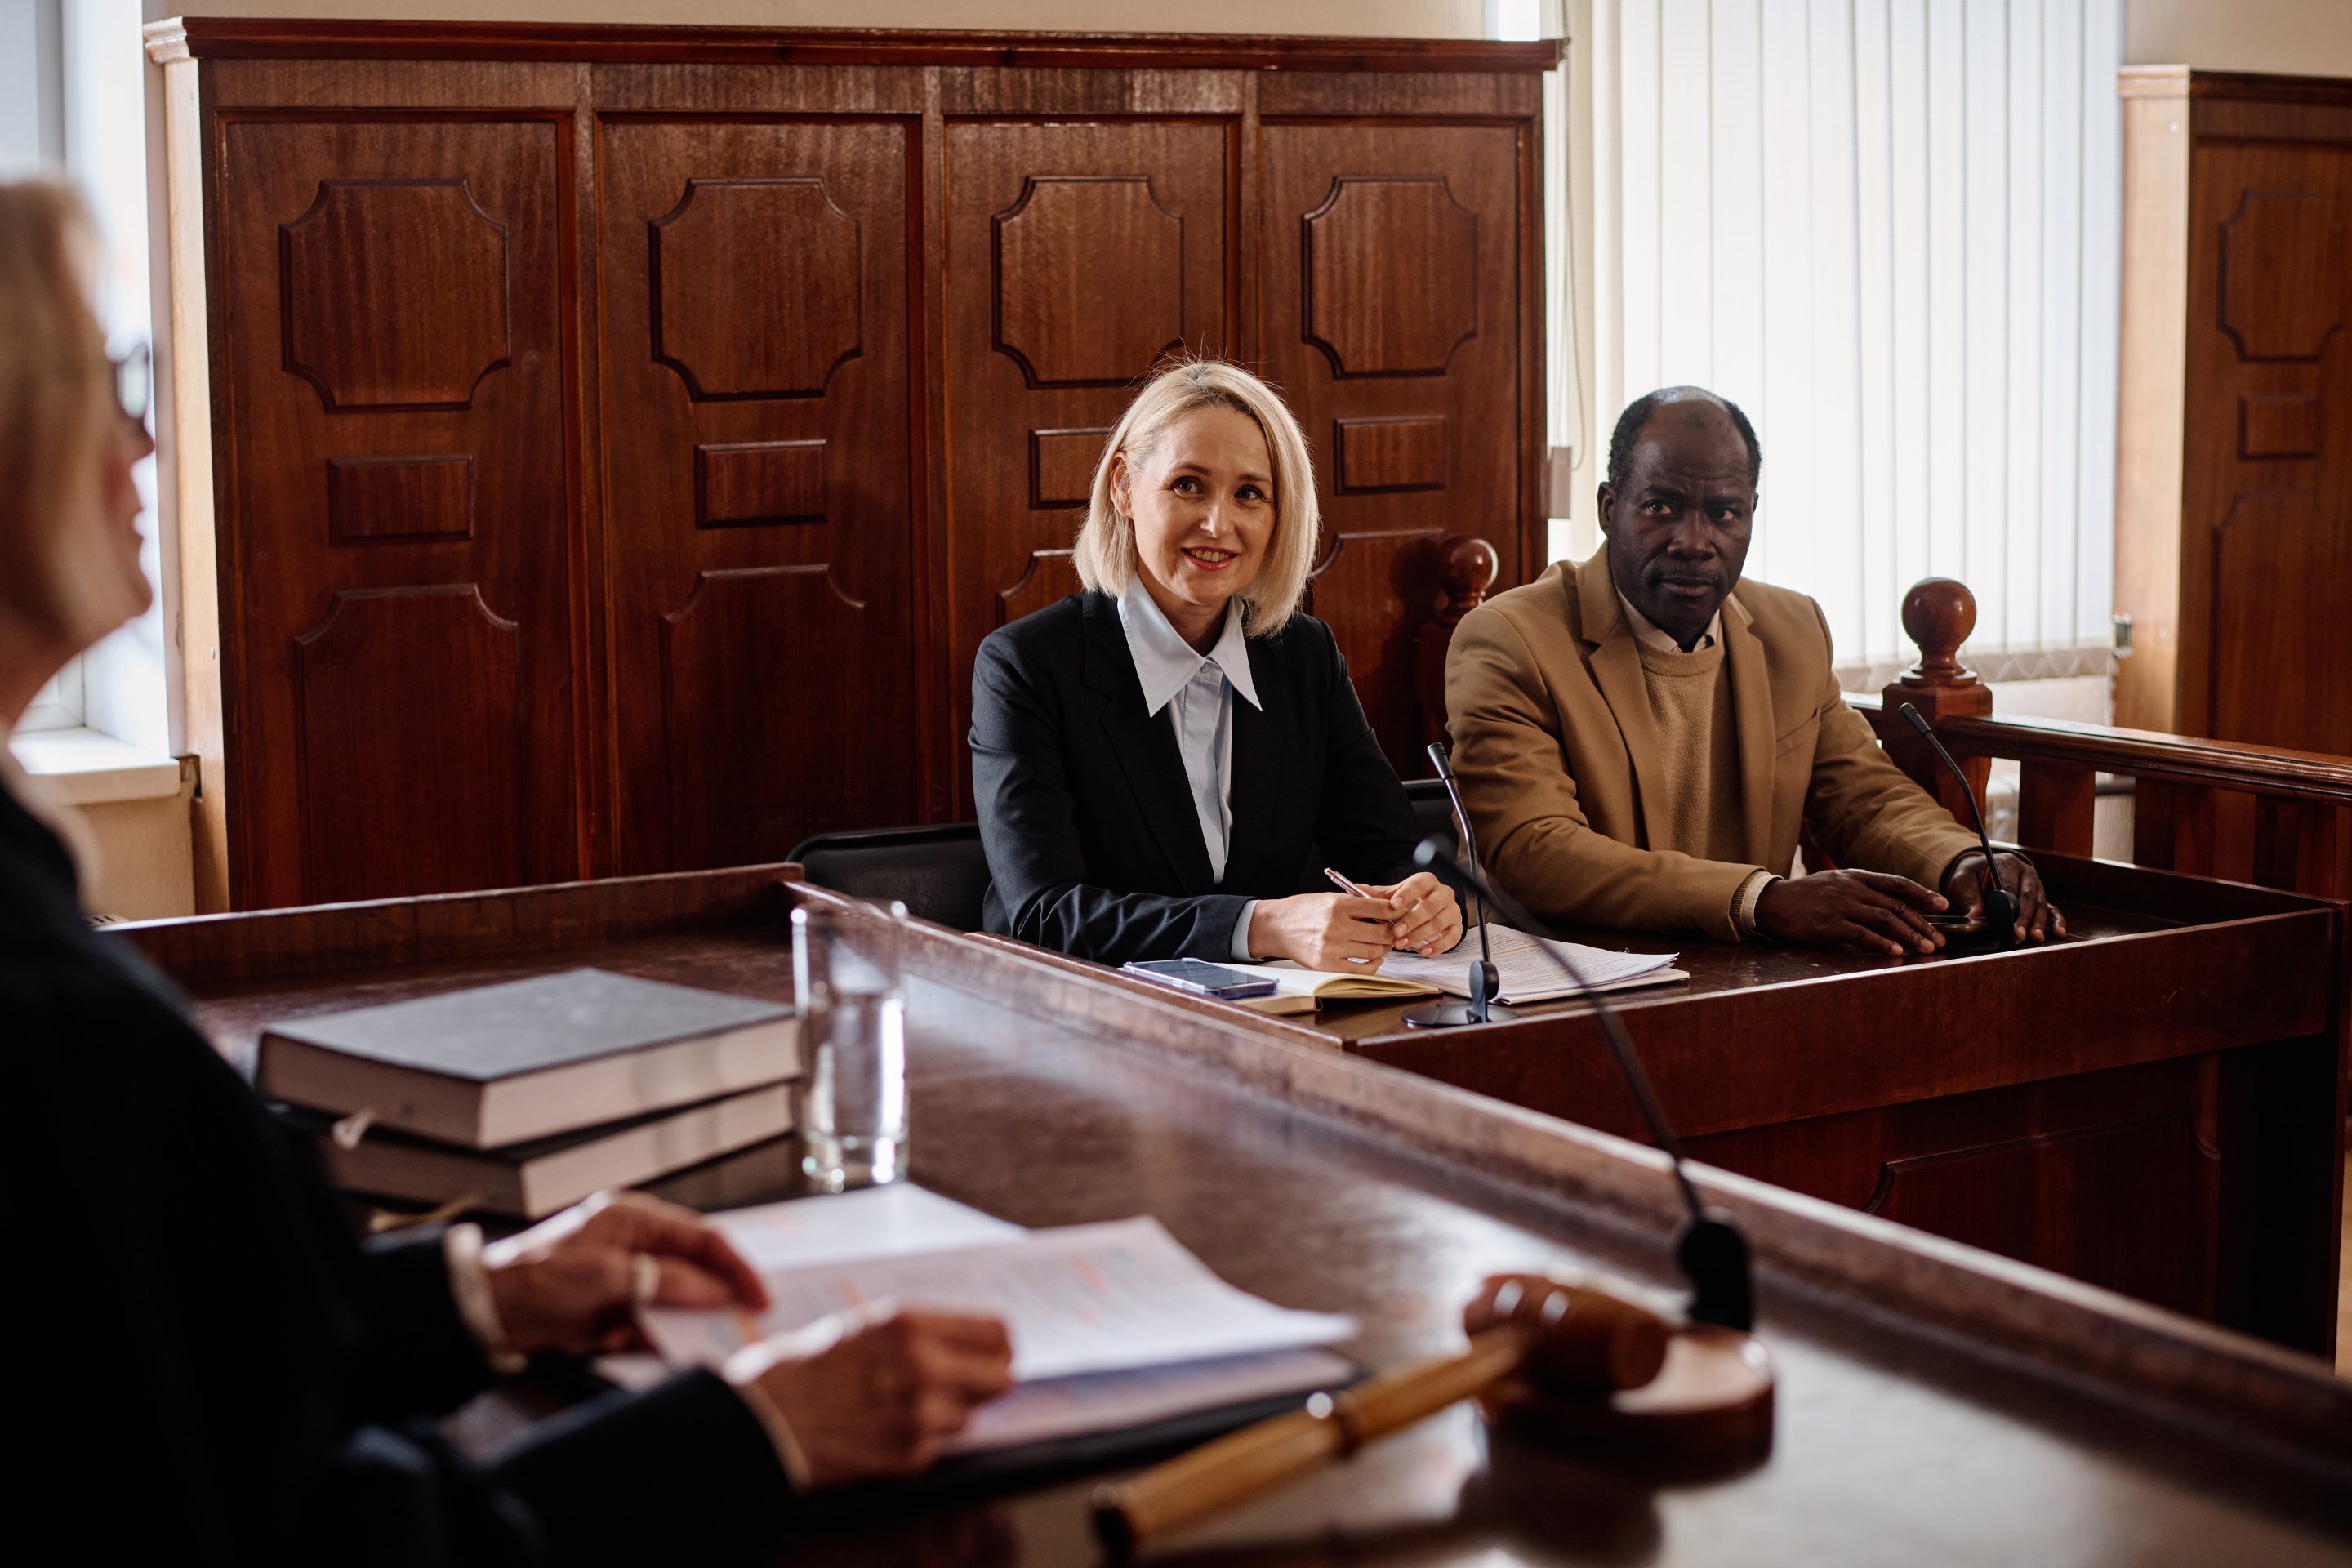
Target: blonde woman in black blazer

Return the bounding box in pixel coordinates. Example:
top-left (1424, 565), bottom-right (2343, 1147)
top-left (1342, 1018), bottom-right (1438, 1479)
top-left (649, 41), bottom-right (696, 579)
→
top-left (971, 359), bottom-right (1463, 968)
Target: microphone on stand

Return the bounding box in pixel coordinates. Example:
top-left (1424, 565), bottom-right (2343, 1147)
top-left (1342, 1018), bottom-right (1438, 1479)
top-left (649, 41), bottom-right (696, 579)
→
top-left (1410, 836), bottom-right (1755, 1331)
top-left (1401, 742), bottom-right (1517, 1028)
top-left (1895, 702), bottom-right (2020, 954)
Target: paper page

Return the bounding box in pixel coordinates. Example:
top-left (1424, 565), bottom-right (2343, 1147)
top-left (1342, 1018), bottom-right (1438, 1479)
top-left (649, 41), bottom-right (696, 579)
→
top-left (643, 1216), bottom-right (1354, 1383)
top-left (1217, 960), bottom-right (1435, 999)
top-left (1377, 927), bottom-right (1680, 1003)
top-left (702, 1183), bottom-right (1025, 1274)
top-left (942, 1347), bottom-right (1353, 1454)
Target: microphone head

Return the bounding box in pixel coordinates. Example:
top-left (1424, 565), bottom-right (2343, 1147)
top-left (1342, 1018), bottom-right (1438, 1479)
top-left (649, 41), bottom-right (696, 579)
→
top-left (1898, 702), bottom-right (1933, 737)
top-left (1426, 740), bottom-right (1451, 772)
top-left (1676, 1214), bottom-right (1756, 1332)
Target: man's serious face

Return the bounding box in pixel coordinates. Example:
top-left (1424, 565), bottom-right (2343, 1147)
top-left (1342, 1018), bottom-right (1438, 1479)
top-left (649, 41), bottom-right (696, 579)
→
top-left (1597, 399), bottom-right (1756, 649)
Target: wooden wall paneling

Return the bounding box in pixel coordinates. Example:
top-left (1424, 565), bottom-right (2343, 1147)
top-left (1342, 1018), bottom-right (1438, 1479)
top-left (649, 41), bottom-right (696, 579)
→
top-left (939, 116), bottom-right (1236, 816)
top-left (212, 115), bottom-right (580, 908)
top-left (597, 116), bottom-right (920, 871)
top-left (2180, 137), bottom-right (2352, 755)
top-left (1258, 118), bottom-right (1532, 777)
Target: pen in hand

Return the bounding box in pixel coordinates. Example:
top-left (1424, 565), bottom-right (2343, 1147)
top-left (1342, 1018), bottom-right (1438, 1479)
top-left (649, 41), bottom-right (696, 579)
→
top-left (1323, 866), bottom-right (1411, 956)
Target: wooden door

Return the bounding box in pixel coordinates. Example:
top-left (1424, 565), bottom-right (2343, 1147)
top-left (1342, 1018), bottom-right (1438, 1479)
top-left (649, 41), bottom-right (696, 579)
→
top-left (212, 118), bottom-right (580, 908)
top-left (598, 119), bottom-right (920, 871)
top-left (1258, 122), bottom-right (1530, 777)
top-left (2183, 141), bottom-right (2352, 755)
top-left (938, 119), bottom-right (1236, 817)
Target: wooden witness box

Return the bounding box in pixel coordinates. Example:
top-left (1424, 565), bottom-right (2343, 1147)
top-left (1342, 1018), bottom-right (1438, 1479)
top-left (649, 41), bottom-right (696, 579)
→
top-left (145, 18), bottom-right (1556, 913)
top-left (119, 872), bottom-right (2352, 1562)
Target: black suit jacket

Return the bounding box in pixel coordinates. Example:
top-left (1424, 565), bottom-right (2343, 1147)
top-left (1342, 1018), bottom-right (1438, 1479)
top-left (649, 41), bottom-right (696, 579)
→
top-left (3, 780), bottom-right (794, 1566)
top-left (970, 591), bottom-right (1424, 964)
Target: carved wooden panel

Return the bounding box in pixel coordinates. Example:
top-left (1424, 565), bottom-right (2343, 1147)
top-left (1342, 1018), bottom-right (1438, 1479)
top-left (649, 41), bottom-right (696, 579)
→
top-left (326, 454), bottom-right (473, 542)
top-left (943, 120), bottom-right (1232, 814)
top-left (600, 119), bottom-right (918, 873)
top-left (1308, 531), bottom-right (1443, 765)
top-left (2211, 492), bottom-right (2352, 751)
top-left (993, 176), bottom-right (1185, 387)
top-left (280, 178), bottom-right (512, 411)
top-left (2237, 394), bottom-right (2322, 458)
top-left (695, 439), bottom-right (826, 528)
top-left (652, 177), bottom-right (862, 399)
top-left (996, 549), bottom-right (1084, 629)
top-left (2178, 140), bottom-right (2352, 756)
top-left (217, 118), bottom-right (577, 909)
top-left (1303, 177), bottom-right (1478, 378)
top-left (1335, 415), bottom-right (1449, 493)
top-left (1263, 124), bottom-right (1528, 780)
top-left (291, 586), bottom-right (524, 903)
top-left (2217, 190), bottom-right (2345, 361)
top-left (1030, 427), bottom-right (1111, 508)
top-left (661, 567), bottom-right (870, 866)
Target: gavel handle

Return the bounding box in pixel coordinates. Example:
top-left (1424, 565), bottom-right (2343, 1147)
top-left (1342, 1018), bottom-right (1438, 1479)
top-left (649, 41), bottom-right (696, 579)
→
top-left (1092, 1327), bottom-right (1526, 1548)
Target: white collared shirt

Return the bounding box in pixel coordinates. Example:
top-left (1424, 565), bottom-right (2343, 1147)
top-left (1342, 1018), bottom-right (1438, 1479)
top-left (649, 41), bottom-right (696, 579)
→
top-left (1116, 581), bottom-right (1265, 957)
top-left (1613, 590), bottom-right (1771, 936)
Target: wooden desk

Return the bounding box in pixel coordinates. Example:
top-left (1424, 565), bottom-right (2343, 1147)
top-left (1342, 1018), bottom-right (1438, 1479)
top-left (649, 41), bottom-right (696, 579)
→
top-left (987, 853), bottom-right (2350, 1358)
top-left (121, 868), bottom-right (2352, 1565)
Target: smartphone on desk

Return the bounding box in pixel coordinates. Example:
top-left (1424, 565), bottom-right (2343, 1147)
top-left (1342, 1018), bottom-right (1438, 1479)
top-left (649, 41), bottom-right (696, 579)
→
top-left (1120, 959), bottom-right (1281, 1000)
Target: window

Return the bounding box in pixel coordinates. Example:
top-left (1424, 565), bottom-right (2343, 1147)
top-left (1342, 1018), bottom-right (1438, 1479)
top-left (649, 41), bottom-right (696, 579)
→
top-left (1583, 0), bottom-right (2124, 675)
top-left (2, 0), bottom-right (172, 759)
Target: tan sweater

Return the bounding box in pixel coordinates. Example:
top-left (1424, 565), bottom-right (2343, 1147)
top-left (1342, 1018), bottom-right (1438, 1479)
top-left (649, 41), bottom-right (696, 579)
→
top-left (1633, 640), bottom-right (1747, 865)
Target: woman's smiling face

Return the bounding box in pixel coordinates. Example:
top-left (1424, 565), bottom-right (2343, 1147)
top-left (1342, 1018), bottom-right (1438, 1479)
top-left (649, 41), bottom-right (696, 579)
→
top-left (1111, 403), bottom-right (1276, 648)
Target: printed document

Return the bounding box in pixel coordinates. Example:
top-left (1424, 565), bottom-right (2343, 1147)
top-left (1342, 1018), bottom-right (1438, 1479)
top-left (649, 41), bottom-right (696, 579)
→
top-left (1375, 928), bottom-right (1684, 1004)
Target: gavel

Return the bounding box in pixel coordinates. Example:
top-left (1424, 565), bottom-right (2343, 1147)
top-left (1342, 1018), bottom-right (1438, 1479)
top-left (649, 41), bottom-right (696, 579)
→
top-left (1092, 1273), bottom-right (1672, 1552)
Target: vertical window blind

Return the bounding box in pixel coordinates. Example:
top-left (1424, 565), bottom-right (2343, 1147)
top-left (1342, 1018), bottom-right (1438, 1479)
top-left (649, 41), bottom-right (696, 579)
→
top-left (1589, 0), bottom-right (2123, 670)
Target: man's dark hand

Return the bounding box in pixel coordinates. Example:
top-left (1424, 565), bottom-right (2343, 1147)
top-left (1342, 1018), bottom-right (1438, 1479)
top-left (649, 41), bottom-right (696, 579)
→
top-left (1943, 851), bottom-right (2064, 943)
top-left (1755, 869), bottom-right (1947, 956)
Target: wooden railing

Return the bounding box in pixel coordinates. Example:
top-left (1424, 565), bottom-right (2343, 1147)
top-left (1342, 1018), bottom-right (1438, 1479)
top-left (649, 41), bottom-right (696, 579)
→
top-left (1860, 578), bottom-right (2352, 900)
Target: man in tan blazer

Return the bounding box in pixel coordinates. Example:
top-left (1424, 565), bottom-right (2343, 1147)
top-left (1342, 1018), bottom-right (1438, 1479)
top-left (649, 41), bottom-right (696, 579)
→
top-left (1446, 386), bottom-right (2059, 953)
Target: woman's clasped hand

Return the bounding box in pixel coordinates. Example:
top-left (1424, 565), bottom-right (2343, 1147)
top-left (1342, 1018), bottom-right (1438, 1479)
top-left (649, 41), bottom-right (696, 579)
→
top-left (1245, 871), bottom-right (1464, 972)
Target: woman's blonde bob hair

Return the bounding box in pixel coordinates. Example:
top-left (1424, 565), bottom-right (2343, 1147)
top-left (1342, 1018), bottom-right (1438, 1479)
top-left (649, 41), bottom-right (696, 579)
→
top-left (0, 180), bottom-right (112, 648)
top-left (1072, 358), bottom-right (1320, 637)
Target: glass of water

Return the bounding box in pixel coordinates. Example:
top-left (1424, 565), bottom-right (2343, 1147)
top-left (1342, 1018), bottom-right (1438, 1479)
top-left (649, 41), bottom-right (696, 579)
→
top-left (793, 900), bottom-right (909, 1192)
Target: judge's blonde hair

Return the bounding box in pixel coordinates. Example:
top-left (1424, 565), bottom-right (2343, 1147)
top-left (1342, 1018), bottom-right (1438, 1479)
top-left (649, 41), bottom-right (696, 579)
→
top-left (0, 180), bottom-right (110, 648)
top-left (1072, 359), bottom-right (1320, 637)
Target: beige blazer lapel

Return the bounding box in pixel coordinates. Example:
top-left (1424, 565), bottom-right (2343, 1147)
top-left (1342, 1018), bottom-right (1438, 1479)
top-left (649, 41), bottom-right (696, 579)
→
top-left (1576, 550), bottom-right (1671, 850)
top-left (1720, 592), bottom-right (1779, 862)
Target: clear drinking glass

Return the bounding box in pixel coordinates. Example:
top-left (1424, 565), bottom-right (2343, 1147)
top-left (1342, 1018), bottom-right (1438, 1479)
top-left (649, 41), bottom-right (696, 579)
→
top-left (793, 901), bottom-right (909, 1192)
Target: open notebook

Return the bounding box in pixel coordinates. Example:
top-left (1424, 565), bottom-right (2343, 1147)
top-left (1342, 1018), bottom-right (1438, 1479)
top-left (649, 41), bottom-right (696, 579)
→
top-left (621, 1184), bottom-right (1355, 1463)
top-left (1223, 929), bottom-right (1685, 1005)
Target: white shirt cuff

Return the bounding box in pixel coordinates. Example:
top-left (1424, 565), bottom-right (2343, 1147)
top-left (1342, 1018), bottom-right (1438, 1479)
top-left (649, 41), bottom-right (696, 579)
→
top-left (1230, 899), bottom-right (1260, 960)
top-left (1733, 870), bottom-right (1778, 940)
top-left (443, 1222), bottom-right (528, 1376)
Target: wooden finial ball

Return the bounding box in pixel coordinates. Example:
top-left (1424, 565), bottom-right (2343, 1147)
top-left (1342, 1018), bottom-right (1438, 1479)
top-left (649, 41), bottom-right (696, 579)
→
top-left (1900, 577), bottom-right (1976, 679)
top-left (1438, 535), bottom-right (1500, 602)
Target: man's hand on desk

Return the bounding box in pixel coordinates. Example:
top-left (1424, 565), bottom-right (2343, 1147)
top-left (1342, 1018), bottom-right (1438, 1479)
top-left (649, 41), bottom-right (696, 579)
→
top-left (482, 1190), bottom-right (770, 1356)
top-left (727, 1306), bottom-right (1014, 1486)
top-left (1944, 850), bottom-right (2065, 943)
top-left (1755, 869), bottom-right (1949, 956)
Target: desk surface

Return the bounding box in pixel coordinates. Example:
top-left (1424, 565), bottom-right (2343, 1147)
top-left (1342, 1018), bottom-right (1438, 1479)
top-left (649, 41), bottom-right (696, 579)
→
top-left (136, 870), bottom-right (2352, 1565)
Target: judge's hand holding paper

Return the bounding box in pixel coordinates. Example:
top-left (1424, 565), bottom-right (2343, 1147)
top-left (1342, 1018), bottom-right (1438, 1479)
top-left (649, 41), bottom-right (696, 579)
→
top-left (486, 1188), bottom-right (1016, 1482)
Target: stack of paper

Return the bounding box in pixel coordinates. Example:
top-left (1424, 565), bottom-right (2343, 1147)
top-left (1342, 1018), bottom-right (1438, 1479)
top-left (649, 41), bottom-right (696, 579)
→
top-left (634, 1185), bottom-right (1355, 1457)
top-left (1375, 928), bottom-right (1685, 1004)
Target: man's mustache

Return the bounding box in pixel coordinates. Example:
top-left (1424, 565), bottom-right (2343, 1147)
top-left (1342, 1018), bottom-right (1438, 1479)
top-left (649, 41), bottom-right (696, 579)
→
top-left (1647, 568), bottom-right (1726, 591)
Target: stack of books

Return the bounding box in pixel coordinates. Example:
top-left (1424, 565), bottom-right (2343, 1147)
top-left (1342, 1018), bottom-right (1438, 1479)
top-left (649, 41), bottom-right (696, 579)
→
top-left (257, 968), bottom-right (801, 1219)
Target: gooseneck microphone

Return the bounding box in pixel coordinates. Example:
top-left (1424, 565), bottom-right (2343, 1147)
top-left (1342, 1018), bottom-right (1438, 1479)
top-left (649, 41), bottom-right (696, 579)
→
top-left (1401, 743), bottom-right (1517, 1028)
top-left (1895, 702), bottom-right (2020, 953)
top-left (1410, 837), bottom-right (1755, 1332)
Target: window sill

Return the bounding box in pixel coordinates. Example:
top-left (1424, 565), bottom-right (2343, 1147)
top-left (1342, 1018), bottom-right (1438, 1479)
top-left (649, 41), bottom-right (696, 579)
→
top-left (9, 728), bottom-right (186, 806)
